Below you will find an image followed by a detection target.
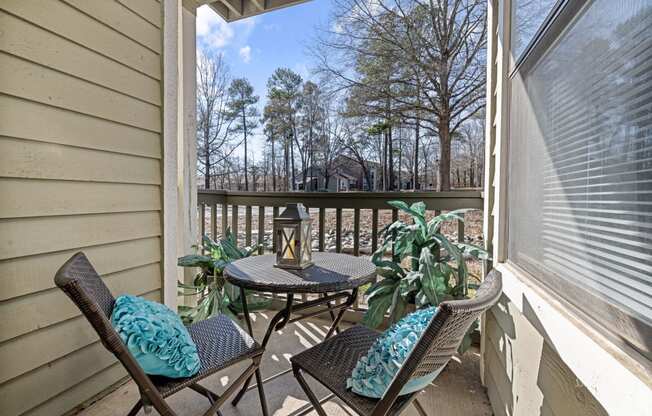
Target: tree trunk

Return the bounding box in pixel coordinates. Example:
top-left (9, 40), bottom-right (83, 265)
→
top-left (414, 115), bottom-right (420, 190)
top-left (382, 131), bottom-right (388, 191)
top-left (398, 130), bottom-right (403, 190)
top-left (242, 109), bottom-right (249, 191)
top-left (271, 139), bottom-right (277, 191)
top-left (290, 136), bottom-right (296, 191)
top-left (438, 117), bottom-right (452, 191)
top-left (284, 137), bottom-right (290, 191)
top-left (263, 152), bottom-right (268, 191)
top-left (203, 122), bottom-right (211, 189)
top-left (388, 124), bottom-right (395, 191)
top-left (204, 148), bottom-right (210, 190)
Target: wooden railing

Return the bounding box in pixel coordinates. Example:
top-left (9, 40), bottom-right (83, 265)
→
top-left (197, 190), bottom-right (484, 312)
top-left (198, 190), bottom-right (483, 253)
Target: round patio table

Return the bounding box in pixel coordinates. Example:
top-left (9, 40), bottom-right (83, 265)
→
top-left (224, 252), bottom-right (376, 408)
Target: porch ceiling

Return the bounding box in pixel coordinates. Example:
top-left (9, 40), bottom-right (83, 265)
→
top-left (197, 0), bottom-right (310, 22)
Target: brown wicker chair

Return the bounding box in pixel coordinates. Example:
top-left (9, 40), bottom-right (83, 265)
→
top-left (290, 269), bottom-right (502, 416)
top-left (54, 252), bottom-right (269, 416)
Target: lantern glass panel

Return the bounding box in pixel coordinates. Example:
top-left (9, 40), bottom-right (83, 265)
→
top-left (302, 222), bottom-right (312, 262)
top-left (281, 227), bottom-right (297, 260)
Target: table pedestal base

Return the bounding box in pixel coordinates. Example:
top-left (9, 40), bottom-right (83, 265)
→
top-left (232, 288), bottom-right (359, 407)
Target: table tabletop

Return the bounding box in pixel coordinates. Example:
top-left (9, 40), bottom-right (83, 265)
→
top-left (223, 252), bottom-right (377, 294)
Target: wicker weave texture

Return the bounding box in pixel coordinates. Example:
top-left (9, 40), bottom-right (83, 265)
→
top-left (409, 272), bottom-right (502, 379)
top-left (290, 270), bottom-right (502, 416)
top-left (224, 253), bottom-right (377, 293)
top-left (54, 252), bottom-right (265, 411)
top-left (290, 325), bottom-right (413, 416)
top-left (152, 314), bottom-right (261, 397)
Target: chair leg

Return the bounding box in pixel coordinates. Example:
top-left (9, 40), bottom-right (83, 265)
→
top-left (413, 397), bottom-right (428, 416)
top-left (292, 364), bottom-right (328, 416)
top-left (255, 368), bottom-right (269, 416)
top-left (201, 362), bottom-right (259, 416)
top-left (190, 383), bottom-right (221, 404)
top-left (126, 400), bottom-right (142, 416)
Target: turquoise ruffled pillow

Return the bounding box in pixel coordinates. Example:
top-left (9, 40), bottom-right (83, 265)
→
top-left (346, 306), bottom-right (442, 398)
top-left (111, 295), bottom-right (201, 378)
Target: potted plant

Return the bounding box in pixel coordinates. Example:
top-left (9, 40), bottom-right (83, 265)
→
top-left (363, 201), bottom-right (490, 352)
top-left (177, 230), bottom-right (270, 324)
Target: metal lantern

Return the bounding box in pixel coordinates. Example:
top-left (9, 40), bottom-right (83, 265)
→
top-left (274, 203), bottom-right (313, 270)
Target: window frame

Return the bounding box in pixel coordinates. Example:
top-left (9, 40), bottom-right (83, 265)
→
top-left (502, 0), bottom-right (652, 369)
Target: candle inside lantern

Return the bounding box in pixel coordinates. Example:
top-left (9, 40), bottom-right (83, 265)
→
top-left (283, 228), bottom-right (296, 260)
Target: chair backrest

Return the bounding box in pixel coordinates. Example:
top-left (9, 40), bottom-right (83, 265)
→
top-left (373, 270), bottom-right (503, 416)
top-left (54, 253), bottom-right (161, 402)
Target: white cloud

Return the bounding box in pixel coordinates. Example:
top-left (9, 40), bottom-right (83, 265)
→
top-left (196, 6), bottom-right (234, 48)
top-left (239, 45), bottom-right (252, 63)
top-left (196, 6), bottom-right (259, 50)
top-left (331, 20), bottom-right (344, 34)
top-left (263, 23), bottom-right (281, 32)
top-left (293, 62), bottom-right (309, 80)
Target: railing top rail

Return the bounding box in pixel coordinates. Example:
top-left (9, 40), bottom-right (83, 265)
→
top-left (197, 190), bottom-right (483, 210)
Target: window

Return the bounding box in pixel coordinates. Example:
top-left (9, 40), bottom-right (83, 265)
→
top-left (507, 0), bottom-right (652, 361)
top-left (510, 0), bottom-right (558, 61)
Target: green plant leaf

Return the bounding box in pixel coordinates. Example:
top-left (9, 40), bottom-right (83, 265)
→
top-left (373, 260), bottom-right (406, 277)
top-left (388, 285), bottom-right (408, 324)
top-left (387, 200), bottom-right (411, 212)
top-left (410, 201), bottom-right (427, 216)
top-left (177, 231), bottom-right (263, 324)
top-left (362, 292), bottom-right (394, 328)
top-left (366, 278), bottom-right (399, 302)
top-left (387, 200), bottom-right (427, 234)
top-left (177, 254), bottom-right (214, 268)
top-left (455, 243), bottom-right (492, 261)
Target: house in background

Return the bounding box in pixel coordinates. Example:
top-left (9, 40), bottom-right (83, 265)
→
top-left (301, 155), bottom-right (415, 192)
top-left (0, 0), bottom-right (650, 415)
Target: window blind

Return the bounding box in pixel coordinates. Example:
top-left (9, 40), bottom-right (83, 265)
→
top-left (508, 0), bottom-right (652, 359)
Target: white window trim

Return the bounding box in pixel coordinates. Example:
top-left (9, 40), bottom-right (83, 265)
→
top-left (495, 262), bottom-right (652, 415)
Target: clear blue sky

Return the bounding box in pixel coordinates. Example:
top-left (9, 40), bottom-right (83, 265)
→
top-left (196, 1), bottom-right (334, 155)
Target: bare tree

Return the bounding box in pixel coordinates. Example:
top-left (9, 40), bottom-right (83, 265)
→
top-left (196, 52), bottom-right (235, 189)
top-left (227, 78), bottom-right (259, 191)
top-left (314, 0), bottom-right (486, 190)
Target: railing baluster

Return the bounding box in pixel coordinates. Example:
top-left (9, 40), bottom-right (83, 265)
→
top-left (200, 204), bottom-right (206, 238)
top-left (391, 208), bottom-right (399, 261)
top-left (434, 210), bottom-right (441, 260)
top-left (232, 205), bottom-right (239, 243)
top-left (245, 206), bottom-right (252, 247)
top-left (272, 206), bottom-right (279, 252)
top-left (458, 212), bottom-right (465, 243)
top-left (353, 208), bottom-right (360, 256)
top-left (319, 208), bottom-right (326, 252)
top-left (372, 209), bottom-right (379, 254)
top-left (221, 203), bottom-right (228, 236)
top-left (211, 204), bottom-right (217, 240)
top-left (258, 206), bottom-right (265, 255)
top-left (336, 208), bottom-right (342, 253)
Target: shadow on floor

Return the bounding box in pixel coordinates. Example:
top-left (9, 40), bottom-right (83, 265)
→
top-left (75, 312), bottom-right (492, 416)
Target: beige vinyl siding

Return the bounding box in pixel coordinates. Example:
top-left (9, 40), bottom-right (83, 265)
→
top-left (484, 297), bottom-right (608, 416)
top-left (0, 0), bottom-right (163, 415)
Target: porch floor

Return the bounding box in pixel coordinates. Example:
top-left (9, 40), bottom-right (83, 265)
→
top-left (75, 313), bottom-right (492, 416)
